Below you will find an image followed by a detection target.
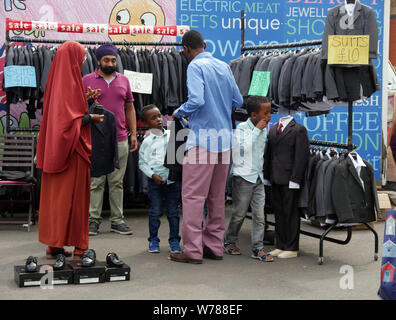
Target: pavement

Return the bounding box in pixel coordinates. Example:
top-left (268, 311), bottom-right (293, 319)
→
top-left (0, 207), bottom-right (385, 300)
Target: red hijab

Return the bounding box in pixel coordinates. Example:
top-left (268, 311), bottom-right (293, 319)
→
top-left (37, 41), bottom-right (91, 173)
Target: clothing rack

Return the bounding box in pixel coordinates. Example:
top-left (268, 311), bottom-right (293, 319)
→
top-left (4, 28), bottom-right (183, 134)
top-left (309, 140), bottom-right (356, 150)
top-left (240, 10), bottom-right (378, 264)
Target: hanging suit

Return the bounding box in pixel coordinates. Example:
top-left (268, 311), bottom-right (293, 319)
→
top-left (321, 2), bottom-right (379, 102)
top-left (331, 156), bottom-right (380, 223)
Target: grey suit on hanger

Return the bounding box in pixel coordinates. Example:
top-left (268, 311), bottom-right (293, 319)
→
top-left (321, 2), bottom-right (379, 60)
top-left (301, 53), bottom-right (317, 101)
top-left (237, 55), bottom-right (260, 97)
top-left (116, 53), bottom-right (124, 74)
top-left (267, 53), bottom-right (291, 105)
top-left (291, 53), bottom-right (310, 101)
top-left (5, 46), bottom-right (15, 67)
top-left (278, 52), bottom-right (305, 108)
top-left (86, 49), bottom-right (94, 74)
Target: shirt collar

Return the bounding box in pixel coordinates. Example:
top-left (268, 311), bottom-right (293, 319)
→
top-left (345, 3), bottom-right (356, 16)
top-left (94, 69), bottom-right (119, 79)
top-left (147, 128), bottom-right (167, 139)
top-left (193, 52), bottom-right (212, 61)
top-left (247, 118), bottom-right (255, 130)
top-left (348, 153), bottom-right (366, 169)
top-left (279, 116), bottom-right (293, 129)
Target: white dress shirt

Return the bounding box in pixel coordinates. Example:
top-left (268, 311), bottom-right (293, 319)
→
top-left (345, 1), bottom-right (356, 16)
top-left (348, 152), bottom-right (366, 190)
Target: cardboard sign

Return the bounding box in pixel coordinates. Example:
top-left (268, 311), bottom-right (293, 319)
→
top-left (4, 66), bottom-right (36, 88)
top-left (124, 70), bottom-right (153, 94)
top-left (328, 35), bottom-right (369, 65)
top-left (248, 71), bottom-right (270, 97)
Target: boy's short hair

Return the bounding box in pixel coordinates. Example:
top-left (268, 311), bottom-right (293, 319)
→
top-left (140, 104), bottom-right (159, 122)
top-left (246, 96), bottom-right (270, 116)
top-left (182, 30), bottom-right (205, 49)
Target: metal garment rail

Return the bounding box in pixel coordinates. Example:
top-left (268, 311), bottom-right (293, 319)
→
top-left (240, 10), bottom-right (378, 264)
top-left (4, 29), bottom-right (183, 133)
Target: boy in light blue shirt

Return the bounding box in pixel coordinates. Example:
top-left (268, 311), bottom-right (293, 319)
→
top-left (139, 105), bottom-right (181, 254)
top-left (224, 96), bottom-right (273, 262)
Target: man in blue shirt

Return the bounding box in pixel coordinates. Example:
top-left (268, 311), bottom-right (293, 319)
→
top-left (171, 30), bottom-right (243, 264)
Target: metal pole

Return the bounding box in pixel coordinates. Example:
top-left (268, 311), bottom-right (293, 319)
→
top-left (5, 30), bottom-right (10, 134)
top-left (241, 10), bottom-right (245, 55)
top-left (348, 101), bottom-right (353, 152)
top-left (7, 37), bottom-right (183, 47)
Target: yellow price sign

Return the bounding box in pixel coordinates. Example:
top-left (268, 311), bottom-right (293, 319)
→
top-left (328, 35), bottom-right (369, 65)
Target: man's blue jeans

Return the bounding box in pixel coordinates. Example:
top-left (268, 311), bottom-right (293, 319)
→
top-left (147, 179), bottom-right (181, 244)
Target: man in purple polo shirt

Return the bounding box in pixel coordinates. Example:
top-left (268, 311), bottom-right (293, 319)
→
top-left (83, 44), bottom-right (137, 236)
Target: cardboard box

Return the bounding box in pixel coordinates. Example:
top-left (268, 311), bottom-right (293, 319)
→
top-left (14, 264), bottom-right (74, 288)
top-left (69, 260), bottom-right (106, 285)
top-left (378, 193), bottom-right (392, 221)
top-left (105, 263), bottom-right (131, 282)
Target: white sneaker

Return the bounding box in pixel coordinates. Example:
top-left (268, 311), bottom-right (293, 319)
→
top-left (269, 249), bottom-right (283, 257)
top-left (278, 251), bottom-right (298, 259)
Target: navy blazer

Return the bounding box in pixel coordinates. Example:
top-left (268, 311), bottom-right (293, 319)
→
top-left (89, 107), bottom-right (120, 177)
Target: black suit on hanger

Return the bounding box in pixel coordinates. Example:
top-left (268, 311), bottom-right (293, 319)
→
top-left (89, 48), bottom-right (97, 69)
top-left (89, 108), bottom-right (120, 177)
top-left (264, 119), bottom-right (309, 251)
top-left (331, 157), bottom-right (380, 223)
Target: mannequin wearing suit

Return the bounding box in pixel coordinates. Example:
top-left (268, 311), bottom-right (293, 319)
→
top-left (264, 116), bottom-right (309, 258)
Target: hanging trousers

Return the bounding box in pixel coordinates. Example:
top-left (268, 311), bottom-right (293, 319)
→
top-left (272, 184), bottom-right (301, 251)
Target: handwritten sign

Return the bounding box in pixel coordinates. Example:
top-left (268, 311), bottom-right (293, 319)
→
top-left (328, 35), bottom-right (369, 65)
top-left (248, 71), bottom-right (270, 97)
top-left (124, 70), bottom-right (153, 94)
top-left (4, 66), bottom-right (36, 88)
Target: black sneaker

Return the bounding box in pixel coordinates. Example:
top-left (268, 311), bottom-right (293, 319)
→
top-left (110, 223), bottom-right (133, 235)
top-left (89, 221), bottom-right (99, 236)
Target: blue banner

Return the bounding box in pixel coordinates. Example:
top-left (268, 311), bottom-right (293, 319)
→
top-left (177, 0), bottom-right (385, 178)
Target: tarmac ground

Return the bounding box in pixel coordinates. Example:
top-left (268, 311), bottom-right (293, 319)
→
top-left (0, 207), bottom-right (384, 300)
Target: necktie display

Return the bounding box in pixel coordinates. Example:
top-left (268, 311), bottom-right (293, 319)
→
top-left (277, 123), bottom-right (283, 135)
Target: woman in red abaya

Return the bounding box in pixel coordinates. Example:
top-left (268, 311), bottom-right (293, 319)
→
top-left (36, 41), bottom-right (103, 259)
